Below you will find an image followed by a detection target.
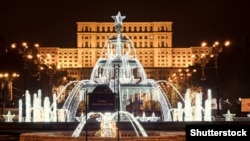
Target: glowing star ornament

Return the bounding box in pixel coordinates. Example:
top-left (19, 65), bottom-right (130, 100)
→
top-left (3, 111), bottom-right (15, 122)
top-left (111, 11), bottom-right (126, 26)
top-left (223, 109), bottom-right (235, 121)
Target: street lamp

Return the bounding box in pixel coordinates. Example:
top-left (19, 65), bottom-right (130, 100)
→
top-left (192, 43), bottom-right (211, 81)
top-left (166, 68), bottom-right (196, 107)
top-left (168, 68), bottom-right (197, 88)
top-left (209, 41), bottom-right (230, 116)
top-left (210, 41), bottom-right (230, 70)
top-left (0, 72), bottom-right (19, 114)
top-left (192, 41), bottom-right (230, 116)
top-left (11, 42), bottom-right (40, 92)
top-left (11, 42), bottom-right (63, 97)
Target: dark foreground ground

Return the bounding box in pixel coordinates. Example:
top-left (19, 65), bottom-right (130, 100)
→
top-left (0, 117), bottom-right (250, 141)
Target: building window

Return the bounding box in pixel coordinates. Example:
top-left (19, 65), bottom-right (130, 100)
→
top-left (150, 26), bottom-right (153, 31)
top-left (161, 26), bottom-right (164, 31)
top-left (134, 27), bottom-right (137, 32)
top-left (161, 42), bottom-right (165, 47)
top-left (85, 26), bottom-right (88, 31)
top-left (123, 27), bottom-right (126, 32)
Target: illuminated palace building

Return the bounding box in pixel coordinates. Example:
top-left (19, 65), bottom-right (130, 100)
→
top-left (39, 21), bottom-right (207, 81)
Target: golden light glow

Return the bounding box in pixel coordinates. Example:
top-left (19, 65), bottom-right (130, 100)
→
top-left (201, 53), bottom-right (206, 58)
top-left (0, 72), bottom-right (19, 78)
top-left (46, 54), bottom-right (51, 58)
top-left (57, 65), bottom-right (61, 69)
top-left (11, 43), bottom-right (16, 49)
top-left (22, 42), bottom-right (27, 47)
top-left (63, 77), bottom-right (67, 80)
top-left (213, 41), bottom-right (219, 46)
top-left (0, 73), bottom-right (8, 78)
top-left (34, 43), bottom-right (39, 48)
top-left (201, 42), bottom-right (207, 47)
top-left (39, 66), bottom-right (44, 70)
top-left (27, 54), bottom-right (33, 59)
top-left (12, 73), bottom-right (20, 78)
top-left (4, 73), bottom-right (9, 77)
top-left (224, 41), bottom-right (230, 46)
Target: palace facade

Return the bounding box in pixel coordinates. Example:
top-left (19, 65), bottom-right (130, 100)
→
top-left (39, 21), bottom-right (209, 81)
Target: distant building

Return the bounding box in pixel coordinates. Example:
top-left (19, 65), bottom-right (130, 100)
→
top-left (39, 21), bottom-right (209, 81)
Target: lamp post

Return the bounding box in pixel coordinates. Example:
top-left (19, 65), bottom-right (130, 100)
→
top-left (209, 41), bottom-right (230, 117)
top-left (166, 68), bottom-right (196, 106)
top-left (11, 42), bottom-right (60, 97)
top-left (113, 63), bottom-right (120, 140)
top-left (0, 72), bottom-right (19, 114)
top-left (11, 42), bottom-right (40, 92)
top-left (192, 43), bottom-right (211, 81)
top-left (168, 68), bottom-right (197, 88)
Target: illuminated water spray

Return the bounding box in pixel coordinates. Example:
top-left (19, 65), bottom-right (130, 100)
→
top-left (18, 11), bottom-right (212, 138)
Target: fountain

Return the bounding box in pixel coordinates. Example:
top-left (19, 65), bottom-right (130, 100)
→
top-left (17, 11), bottom-right (212, 139)
top-left (18, 90), bottom-right (59, 122)
top-left (136, 112), bottom-right (160, 122)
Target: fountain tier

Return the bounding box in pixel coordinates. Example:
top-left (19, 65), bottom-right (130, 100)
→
top-left (17, 11), bottom-right (212, 138)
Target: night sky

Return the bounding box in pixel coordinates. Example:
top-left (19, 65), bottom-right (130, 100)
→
top-left (0, 0), bottom-right (250, 107)
top-left (0, 0), bottom-right (249, 47)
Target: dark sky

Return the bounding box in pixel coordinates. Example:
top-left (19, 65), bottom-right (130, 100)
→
top-left (1, 0), bottom-right (250, 108)
top-left (0, 0), bottom-right (249, 48)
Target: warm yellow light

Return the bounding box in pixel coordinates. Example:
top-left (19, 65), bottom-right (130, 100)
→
top-left (40, 66), bottom-right (44, 70)
top-left (224, 41), bottom-right (230, 46)
top-left (213, 41), bottom-right (219, 47)
top-left (3, 73), bottom-right (9, 78)
top-left (12, 73), bottom-right (20, 78)
top-left (46, 54), bottom-right (51, 58)
top-left (11, 43), bottom-right (17, 49)
top-left (34, 43), bottom-right (39, 47)
top-left (22, 42), bottom-right (27, 47)
top-left (27, 54), bottom-right (33, 59)
top-left (63, 77), bottom-right (67, 80)
top-left (201, 42), bottom-right (207, 47)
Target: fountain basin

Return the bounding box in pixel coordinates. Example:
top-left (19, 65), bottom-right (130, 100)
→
top-left (19, 131), bottom-right (185, 141)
